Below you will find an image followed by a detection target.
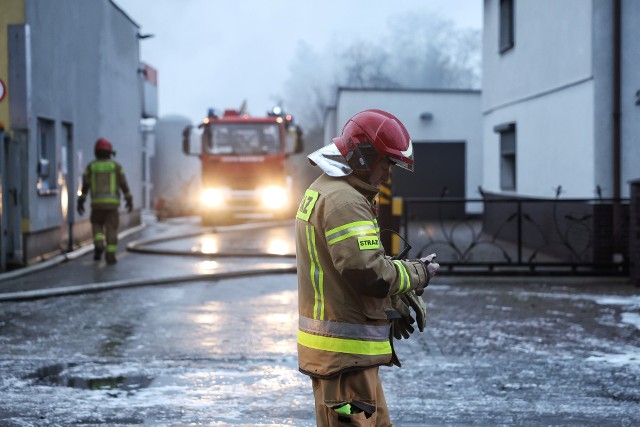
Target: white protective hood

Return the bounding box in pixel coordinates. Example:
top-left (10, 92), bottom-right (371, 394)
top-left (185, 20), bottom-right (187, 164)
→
top-left (307, 142), bottom-right (353, 177)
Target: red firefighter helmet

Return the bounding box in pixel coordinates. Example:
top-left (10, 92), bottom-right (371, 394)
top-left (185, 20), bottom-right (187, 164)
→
top-left (95, 138), bottom-right (114, 153)
top-left (333, 109), bottom-right (414, 172)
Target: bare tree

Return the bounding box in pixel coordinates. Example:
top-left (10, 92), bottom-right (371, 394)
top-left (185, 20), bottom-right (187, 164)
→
top-left (283, 12), bottom-right (481, 132)
top-left (341, 41), bottom-right (399, 89)
top-left (282, 41), bottom-right (338, 130)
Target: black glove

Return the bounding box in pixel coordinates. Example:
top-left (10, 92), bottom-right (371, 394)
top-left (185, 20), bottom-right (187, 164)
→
top-left (391, 295), bottom-right (416, 340)
top-left (77, 197), bottom-right (85, 216)
top-left (125, 196), bottom-right (133, 213)
top-left (401, 291), bottom-right (427, 332)
top-left (393, 316), bottom-right (415, 340)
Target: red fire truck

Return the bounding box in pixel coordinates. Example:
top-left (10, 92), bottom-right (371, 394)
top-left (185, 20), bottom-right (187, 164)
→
top-left (182, 107), bottom-right (303, 224)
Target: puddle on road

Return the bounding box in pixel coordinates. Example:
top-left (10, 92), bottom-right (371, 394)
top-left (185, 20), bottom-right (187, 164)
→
top-left (28, 363), bottom-right (153, 397)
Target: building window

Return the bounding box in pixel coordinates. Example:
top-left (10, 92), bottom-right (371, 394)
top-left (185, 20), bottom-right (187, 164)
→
top-left (495, 123), bottom-right (516, 191)
top-left (499, 0), bottom-right (515, 53)
top-left (37, 117), bottom-right (57, 195)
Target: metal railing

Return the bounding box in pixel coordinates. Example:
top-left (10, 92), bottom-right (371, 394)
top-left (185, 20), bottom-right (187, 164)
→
top-left (401, 195), bottom-right (630, 275)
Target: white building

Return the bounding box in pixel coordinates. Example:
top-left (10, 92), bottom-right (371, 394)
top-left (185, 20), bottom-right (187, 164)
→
top-left (327, 87), bottom-right (482, 210)
top-left (482, 0), bottom-right (640, 199)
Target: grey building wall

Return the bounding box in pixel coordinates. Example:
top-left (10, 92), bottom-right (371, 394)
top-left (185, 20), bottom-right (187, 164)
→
top-left (17, 0), bottom-right (142, 260)
top-left (151, 115), bottom-right (200, 210)
top-left (323, 107), bottom-right (336, 147)
top-left (483, 0), bottom-right (639, 198)
top-left (621, 0), bottom-right (640, 192)
top-left (592, 0), bottom-right (640, 198)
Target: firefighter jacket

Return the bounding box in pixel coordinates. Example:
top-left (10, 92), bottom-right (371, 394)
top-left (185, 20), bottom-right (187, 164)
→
top-left (79, 159), bottom-right (131, 210)
top-left (295, 173), bottom-right (429, 378)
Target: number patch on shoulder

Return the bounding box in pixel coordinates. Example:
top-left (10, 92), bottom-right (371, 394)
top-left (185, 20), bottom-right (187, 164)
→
top-left (296, 189), bottom-right (319, 221)
top-left (357, 236), bottom-right (380, 250)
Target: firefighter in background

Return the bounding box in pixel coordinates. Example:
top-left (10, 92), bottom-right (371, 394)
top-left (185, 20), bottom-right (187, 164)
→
top-left (77, 138), bottom-right (133, 265)
top-left (295, 109), bottom-right (439, 426)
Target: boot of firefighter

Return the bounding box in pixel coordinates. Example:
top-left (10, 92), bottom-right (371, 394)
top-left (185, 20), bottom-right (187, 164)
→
top-left (105, 244), bottom-right (117, 265)
top-left (94, 233), bottom-right (105, 261)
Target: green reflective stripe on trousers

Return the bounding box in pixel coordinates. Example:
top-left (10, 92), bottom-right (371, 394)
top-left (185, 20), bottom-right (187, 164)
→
top-left (106, 244), bottom-right (117, 253)
top-left (392, 260), bottom-right (410, 294)
top-left (325, 220), bottom-right (377, 246)
top-left (94, 233), bottom-right (105, 242)
top-left (334, 404), bottom-right (352, 415)
top-left (298, 330), bottom-right (391, 356)
top-left (306, 225), bottom-right (324, 320)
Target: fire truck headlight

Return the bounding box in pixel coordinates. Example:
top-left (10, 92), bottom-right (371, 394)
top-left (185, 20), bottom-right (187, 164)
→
top-left (261, 186), bottom-right (289, 210)
top-left (200, 188), bottom-right (226, 208)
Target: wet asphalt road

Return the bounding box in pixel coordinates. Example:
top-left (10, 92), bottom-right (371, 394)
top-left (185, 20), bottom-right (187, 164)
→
top-left (0, 217), bottom-right (639, 426)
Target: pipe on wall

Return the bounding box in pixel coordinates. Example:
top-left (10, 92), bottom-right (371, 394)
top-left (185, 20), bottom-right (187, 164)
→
top-left (612, 0), bottom-right (622, 255)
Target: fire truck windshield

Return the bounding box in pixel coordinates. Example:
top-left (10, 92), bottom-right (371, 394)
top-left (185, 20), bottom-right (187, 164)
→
top-left (206, 123), bottom-right (281, 155)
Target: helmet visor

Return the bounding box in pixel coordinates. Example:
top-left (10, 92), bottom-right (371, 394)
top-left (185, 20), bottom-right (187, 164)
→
top-left (388, 141), bottom-right (414, 172)
top-left (389, 157), bottom-right (414, 172)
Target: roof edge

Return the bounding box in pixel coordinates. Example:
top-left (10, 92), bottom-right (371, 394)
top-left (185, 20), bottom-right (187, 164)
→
top-left (109, 0), bottom-right (140, 28)
top-left (337, 86), bottom-right (481, 95)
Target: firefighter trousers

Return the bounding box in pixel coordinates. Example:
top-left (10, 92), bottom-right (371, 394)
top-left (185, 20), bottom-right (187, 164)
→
top-left (90, 208), bottom-right (119, 259)
top-left (311, 367), bottom-right (392, 426)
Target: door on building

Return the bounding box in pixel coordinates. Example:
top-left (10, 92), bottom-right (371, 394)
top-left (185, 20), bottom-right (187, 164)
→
top-left (392, 141), bottom-right (466, 220)
top-left (0, 130), bottom-right (4, 270)
top-left (60, 122), bottom-right (74, 252)
top-left (1, 131), bottom-right (24, 269)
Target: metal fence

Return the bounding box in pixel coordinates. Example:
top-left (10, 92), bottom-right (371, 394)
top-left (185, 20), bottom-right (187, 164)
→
top-left (400, 195), bottom-right (630, 275)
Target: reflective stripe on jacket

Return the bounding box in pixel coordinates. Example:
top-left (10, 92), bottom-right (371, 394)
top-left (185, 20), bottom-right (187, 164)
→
top-left (295, 173), bottom-right (429, 378)
top-left (80, 160), bottom-right (131, 208)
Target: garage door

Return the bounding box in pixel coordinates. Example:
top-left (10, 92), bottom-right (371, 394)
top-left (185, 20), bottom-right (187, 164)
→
top-left (392, 142), bottom-right (466, 220)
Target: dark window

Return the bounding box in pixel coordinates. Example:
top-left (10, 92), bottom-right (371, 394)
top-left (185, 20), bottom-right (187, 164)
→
top-left (499, 0), bottom-right (515, 53)
top-left (494, 123), bottom-right (516, 191)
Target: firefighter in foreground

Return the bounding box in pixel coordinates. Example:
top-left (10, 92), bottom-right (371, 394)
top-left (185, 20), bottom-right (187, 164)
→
top-left (295, 109), bottom-right (439, 425)
top-left (77, 138), bottom-right (133, 265)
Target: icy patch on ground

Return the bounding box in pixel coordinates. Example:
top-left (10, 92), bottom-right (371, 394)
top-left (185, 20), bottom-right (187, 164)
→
top-left (586, 352), bottom-right (640, 366)
top-left (621, 312), bottom-right (640, 331)
top-left (432, 285), bottom-right (640, 308)
top-left (594, 295), bottom-right (640, 308)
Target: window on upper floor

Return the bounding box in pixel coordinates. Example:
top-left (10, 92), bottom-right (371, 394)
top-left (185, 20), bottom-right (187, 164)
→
top-left (495, 123), bottom-right (516, 191)
top-left (499, 0), bottom-right (515, 53)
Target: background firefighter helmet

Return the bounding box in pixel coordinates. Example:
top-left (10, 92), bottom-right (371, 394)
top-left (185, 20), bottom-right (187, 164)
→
top-left (94, 137), bottom-right (116, 157)
top-left (333, 109), bottom-right (414, 172)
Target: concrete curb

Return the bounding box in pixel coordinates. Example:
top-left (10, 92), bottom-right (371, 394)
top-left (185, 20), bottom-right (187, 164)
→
top-left (0, 223), bottom-right (147, 283)
top-left (0, 265), bottom-right (297, 302)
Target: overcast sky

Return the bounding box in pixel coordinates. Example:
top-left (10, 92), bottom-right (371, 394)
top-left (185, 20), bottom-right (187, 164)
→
top-left (115, 0), bottom-right (482, 125)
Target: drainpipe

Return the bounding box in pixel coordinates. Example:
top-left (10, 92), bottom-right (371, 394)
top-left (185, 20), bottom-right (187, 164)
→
top-left (612, 0), bottom-right (622, 257)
